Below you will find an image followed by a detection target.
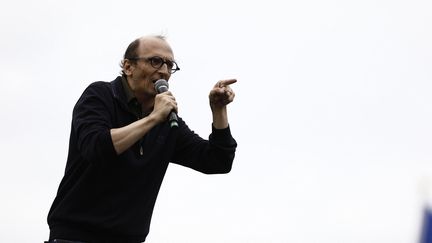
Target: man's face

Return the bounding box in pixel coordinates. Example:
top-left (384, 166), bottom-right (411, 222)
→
top-left (126, 37), bottom-right (174, 98)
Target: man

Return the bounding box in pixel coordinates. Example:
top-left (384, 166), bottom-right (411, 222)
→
top-left (46, 35), bottom-right (237, 243)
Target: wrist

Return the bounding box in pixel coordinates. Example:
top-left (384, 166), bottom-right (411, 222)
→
top-left (212, 106), bottom-right (228, 129)
top-left (145, 112), bottom-right (160, 125)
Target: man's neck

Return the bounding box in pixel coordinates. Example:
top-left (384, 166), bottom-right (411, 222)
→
top-left (125, 76), bottom-right (155, 115)
top-left (137, 96), bottom-right (154, 115)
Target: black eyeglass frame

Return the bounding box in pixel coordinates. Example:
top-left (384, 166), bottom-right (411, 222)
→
top-left (127, 56), bottom-right (180, 74)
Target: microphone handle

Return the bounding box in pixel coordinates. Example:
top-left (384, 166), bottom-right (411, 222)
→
top-left (155, 81), bottom-right (178, 128)
top-left (168, 111), bottom-right (178, 128)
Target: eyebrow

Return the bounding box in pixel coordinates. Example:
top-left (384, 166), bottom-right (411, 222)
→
top-left (154, 56), bottom-right (176, 62)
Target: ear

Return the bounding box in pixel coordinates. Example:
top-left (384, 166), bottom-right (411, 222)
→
top-left (123, 59), bottom-right (135, 76)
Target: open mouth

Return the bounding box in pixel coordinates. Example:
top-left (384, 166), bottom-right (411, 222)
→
top-left (152, 78), bottom-right (166, 83)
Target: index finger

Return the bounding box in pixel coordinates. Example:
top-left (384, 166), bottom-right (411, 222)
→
top-left (219, 79), bottom-right (237, 87)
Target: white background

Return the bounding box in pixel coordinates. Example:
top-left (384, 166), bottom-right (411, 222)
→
top-left (1, 0), bottom-right (431, 242)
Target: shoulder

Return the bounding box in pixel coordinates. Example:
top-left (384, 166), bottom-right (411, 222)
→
top-left (75, 78), bottom-right (121, 106)
top-left (85, 81), bottom-right (111, 94)
top-left (82, 76), bottom-right (122, 97)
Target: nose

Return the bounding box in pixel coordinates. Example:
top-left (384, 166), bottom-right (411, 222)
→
top-left (157, 63), bottom-right (171, 77)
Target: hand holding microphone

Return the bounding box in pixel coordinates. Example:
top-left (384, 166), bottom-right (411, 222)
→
top-left (154, 79), bottom-right (179, 128)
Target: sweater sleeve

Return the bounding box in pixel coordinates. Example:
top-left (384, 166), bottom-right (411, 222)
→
top-left (171, 120), bottom-right (237, 174)
top-left (72, 82), bottom-right (117, 163)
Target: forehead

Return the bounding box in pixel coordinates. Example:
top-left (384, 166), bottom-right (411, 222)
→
top-left (137, 37), bottom-right (174, 59)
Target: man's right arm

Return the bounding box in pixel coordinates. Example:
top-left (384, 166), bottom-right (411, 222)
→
top-left (111, 91), bottom-right (177, 155)
top-left (110, 114), bottom-right (158, 155)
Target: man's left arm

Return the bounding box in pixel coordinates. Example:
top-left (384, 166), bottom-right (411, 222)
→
top-left (170, 79), bottom-right (237, 174)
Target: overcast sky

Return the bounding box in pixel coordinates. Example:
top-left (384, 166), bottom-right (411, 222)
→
top-left (1, 0), bottom-right (431, 242)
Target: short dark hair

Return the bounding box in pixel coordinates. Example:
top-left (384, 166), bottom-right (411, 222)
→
top-left (119, 35), bottom-right (167, 76)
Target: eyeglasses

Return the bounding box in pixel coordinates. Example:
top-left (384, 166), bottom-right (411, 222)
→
top-left (128, 56), bottom-right (180, 74)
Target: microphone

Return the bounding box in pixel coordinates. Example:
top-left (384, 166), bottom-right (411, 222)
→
top-left (154, 79), bottom-right (179, 128)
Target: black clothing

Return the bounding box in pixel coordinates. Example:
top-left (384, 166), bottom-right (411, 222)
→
top-left (120, 75), bottom-right (143, 119)
top-left (45, 239), bottom-right (86, 243)
top-left (47, 76), bottom-right (237, 242)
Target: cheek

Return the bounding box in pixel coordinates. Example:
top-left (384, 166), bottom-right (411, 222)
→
top-left (144, 79), bottom-right (156, 93)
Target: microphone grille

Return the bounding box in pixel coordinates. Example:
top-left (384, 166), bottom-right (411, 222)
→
top-left (154, 79), bottom-right (169, 92)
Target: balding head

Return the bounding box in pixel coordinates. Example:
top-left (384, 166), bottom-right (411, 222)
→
top-left (120, 35), bottom-right (171, 75)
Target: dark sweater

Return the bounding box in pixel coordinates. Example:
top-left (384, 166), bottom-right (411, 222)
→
top-left (47, 76), bottom-right (237, 242)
